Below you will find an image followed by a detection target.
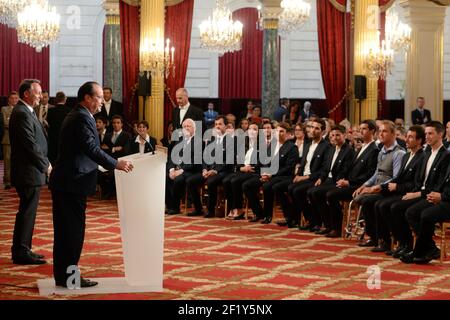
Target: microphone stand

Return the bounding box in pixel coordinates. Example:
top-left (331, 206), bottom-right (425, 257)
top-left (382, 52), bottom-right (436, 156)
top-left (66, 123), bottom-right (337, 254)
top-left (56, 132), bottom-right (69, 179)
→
top-left (137, 132), bottom-right (155, 155)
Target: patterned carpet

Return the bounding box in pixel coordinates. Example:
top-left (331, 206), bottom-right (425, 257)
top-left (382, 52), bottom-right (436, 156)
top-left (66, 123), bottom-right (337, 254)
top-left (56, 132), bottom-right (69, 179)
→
top-left (0, 162), bottom-right (449, 300)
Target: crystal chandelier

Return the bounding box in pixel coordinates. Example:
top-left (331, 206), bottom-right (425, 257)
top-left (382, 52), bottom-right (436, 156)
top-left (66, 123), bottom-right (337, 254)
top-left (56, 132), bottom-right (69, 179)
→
top-left (385, 10), bottom-right (411, 52)
top-left (278, 0), bottom-right (311, 35)
top-left (139, 28), bottom-right (175, 79)
top-left (364, 37), bottom-right (394, 81)
top-left (16, 0), bottom-right (60, 52)
top-left (0, 0), bottom-right (43, 28)
top-left (199, 0), bottom-right (243, 56)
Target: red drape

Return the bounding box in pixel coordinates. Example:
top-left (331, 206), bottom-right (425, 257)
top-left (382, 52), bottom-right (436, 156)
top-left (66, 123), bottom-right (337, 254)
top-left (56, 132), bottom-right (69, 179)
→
top-left (120, 0), bottom-right (140, 122)
top-left (219, 8), bottom-right (263, 100)
top-left (0, 24), bottom-right (49, 96)
top-left (164, 0), bottom-right (194, 129)
top-left (317, 0), bottom-right (347, 122)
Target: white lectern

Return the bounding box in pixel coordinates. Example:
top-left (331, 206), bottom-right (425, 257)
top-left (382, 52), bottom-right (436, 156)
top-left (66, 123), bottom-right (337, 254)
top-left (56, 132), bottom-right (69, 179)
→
top-left (38, 151), bottom-right (167, 295)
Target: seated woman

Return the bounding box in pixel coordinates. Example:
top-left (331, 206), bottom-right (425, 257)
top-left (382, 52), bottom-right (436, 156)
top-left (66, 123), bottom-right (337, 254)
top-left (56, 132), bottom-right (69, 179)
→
top-left (222, 122), bottom-right (260, 220)
top-left (249, 106), bottom-right (262, 125)
top-left (131, 120), bottom-right (157, 154)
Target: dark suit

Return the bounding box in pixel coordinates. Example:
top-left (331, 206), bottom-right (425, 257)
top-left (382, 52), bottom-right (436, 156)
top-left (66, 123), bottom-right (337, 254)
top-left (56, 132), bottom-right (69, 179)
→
top-left (308, 143), bottom-right (355, 230)
top-left (411, 108), bottom-right (431, 125)
top-left (103, 130), bottom-right (131, 159)
top-left (325, 141), bottom-right (379, 232)
top-left (187, 136), bottom-right (234, 214)
top-left (130, 135), bottom-right (157, 155)
top-left (49, 105), bottom-right (117, 284)
top-left (375, 149), bottom-right (425, 246)
top-left (243, 140), bottom-right (299, 219)
top-left (407, 165), bottom-right (450, 257)
top-left (277, 139), bottom-right (331, 226)
top-left (172, 104), bottom-right (204, 130)
top-left (299, 109), bottom-right (314, 123)
top-left (47, 103), bottom-right (71, 164)
top-left (389, 146), bottom-right (450, 248)
top-left (9, 102), bottom-right (49, 259)
top-left (97, 100), bottom-right (123, 129)
top-left (166, 136), bottom-right (202, 213)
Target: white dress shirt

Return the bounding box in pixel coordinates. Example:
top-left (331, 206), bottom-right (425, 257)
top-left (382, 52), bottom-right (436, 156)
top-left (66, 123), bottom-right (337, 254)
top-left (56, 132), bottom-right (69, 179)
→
top-left (357, 140), bottom-right (375, 159)
top-left (179, 103), bottom-right (190, 125)
top-left (104, 99), bottom-right (112, 116)
top-left (135, 134), bottom-right (150, 154)
top-left (328, 146), bottom-right (341, 178)
top-left (422, 145), bottom-right (443, 189)
top-left (111, 129), bottom-right (122, 144)
top-left (304, 141), bottom-right (319, 176)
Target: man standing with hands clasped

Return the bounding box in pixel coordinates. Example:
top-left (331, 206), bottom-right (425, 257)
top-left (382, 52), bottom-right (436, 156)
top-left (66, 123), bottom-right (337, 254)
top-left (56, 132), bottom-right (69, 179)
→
top-left (9, 79), bottom-right (51, 265)
top-left (49, 81), bottom-right (133, 288)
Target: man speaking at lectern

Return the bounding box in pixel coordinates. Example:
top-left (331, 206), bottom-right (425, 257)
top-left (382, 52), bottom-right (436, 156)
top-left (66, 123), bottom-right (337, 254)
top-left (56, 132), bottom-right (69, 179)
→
top-left (49, 82), bottom-right (133, 288)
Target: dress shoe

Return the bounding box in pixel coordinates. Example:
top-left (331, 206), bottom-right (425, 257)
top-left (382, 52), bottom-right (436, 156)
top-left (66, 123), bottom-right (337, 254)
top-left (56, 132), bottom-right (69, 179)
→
top-left (325, 230), bottom-right (341, 238)
top-left (261, 217), bottom-right (272, 224)
top-left (249, 216), bottom-right (263, 222)
top-left (276, 220), bottom-right (288, 227)
top-left (371, 243), bottom-right (390, 253)
top-left (400, 251), bottom-right (416, 264)
top-left (298, 224), bottom-right (311, 231)
top-left (56, 277), bottom-right (98, 288)
top-left (358, 239), bottom-right (377, 247)
top-left (315, 228), bottom-right (331, 235)
top-left (204, 212), bottom-right (215, 218)
top-left (309, 226), bottom-right (321, 233)
top-left (233, 213), bottom-right (245, 220)
top-left (166, 209), bottom-right (180, 215)
top-left (13, 253), bottom-right (46, 265)
top-left (187, 210), bottom-right (204, 217)
top-left (287, 221), bottom-right (299, 228)
top-left (29, 251), bottom-right (45, 259)
top-left (413, 247), bottom-right (441, 265)
top-left (392, 246), bottom-right (412, 259)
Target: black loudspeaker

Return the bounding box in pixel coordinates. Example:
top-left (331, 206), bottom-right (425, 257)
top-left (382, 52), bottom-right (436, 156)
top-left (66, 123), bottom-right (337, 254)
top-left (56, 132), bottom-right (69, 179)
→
top-left (354, 75), bottom-right (367, 100)
top-left (138, 72), bottom-right (152, 97)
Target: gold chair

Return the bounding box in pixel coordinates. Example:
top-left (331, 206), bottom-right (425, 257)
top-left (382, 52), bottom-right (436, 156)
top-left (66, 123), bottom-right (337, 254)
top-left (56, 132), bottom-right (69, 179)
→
top-left (439, 220), bottom-right (450, 263)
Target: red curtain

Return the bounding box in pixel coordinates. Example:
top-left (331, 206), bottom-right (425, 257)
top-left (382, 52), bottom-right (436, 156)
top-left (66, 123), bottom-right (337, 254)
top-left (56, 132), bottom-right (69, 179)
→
top-left (120, 0), bottom-right (140, 122)
top-left (0, 24), bottom-right (49, 96)
top-left (317, 0), bottom-right (347, 122)
top-left (219, 8), bottom-right (263, 100)
top-left (164, 0), bottom-right (194, 129)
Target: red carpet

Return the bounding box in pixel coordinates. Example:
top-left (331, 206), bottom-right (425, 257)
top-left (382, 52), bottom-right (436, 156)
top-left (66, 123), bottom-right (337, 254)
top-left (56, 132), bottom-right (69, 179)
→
top-left (0, 162), bottom-right (449, 300)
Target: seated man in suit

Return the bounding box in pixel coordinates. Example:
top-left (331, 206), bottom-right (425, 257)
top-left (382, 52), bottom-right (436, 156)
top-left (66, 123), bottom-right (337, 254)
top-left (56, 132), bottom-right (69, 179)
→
top-left (243, 122), bottom-right (298, 224)
top-left (411, 96), bottom-right (431, 125)
top-left (443, 121), bottom-right (450, 149)
top-left (97, 87), bottom-right (123, 132)
top-left (374, 125), bottom-right (425, 257)
top-left (99, 115), bottom-right (131, 198)
top-left (325, 120), bottom-right (379, 236)
top-left (308, 125), bottom-right (355, 237)
top-left (275, 118), bottom-right (330, 230)
top-left (166, 118), bottom-right (202, 215)
top-left (96, 116), bottom-right (108, 146)
top-left (390, 121), bottom-right (450, 263)
top-left (204, 102), bottom-right (218, 129)
top-left (187, 115), bottom-right (233, 218)
top-left (401, 164), bottom-right (450, 264)
top-left (352, 120), bottom-right (406, 249)
top-left (34, 90), bottom-right (54, 133)
top-left (130, 120), bottom-right (157, 155)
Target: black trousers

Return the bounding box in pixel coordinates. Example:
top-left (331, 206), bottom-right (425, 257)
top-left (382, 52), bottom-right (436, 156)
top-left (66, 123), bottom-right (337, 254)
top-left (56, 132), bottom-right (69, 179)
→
top-left (12, 186), bottom-right (41, 257)
top-left (187, 172), bottom-right (227, 214)
top-left (389, 197), bottom-right (422, 246)
top-left (223, 172), bottom-right (258, 210)
top-left (242, 176), bottom-right (264, 218)
top-left (272, 178), bottom-right (293, 222)
top-left (326, 186), bottom-right (357, 232)
top-left (375, 195), bottom-right (403, 244)
top-left (165, 172), bottom-right (194, 212)
top-left (408, 200), bottom-right (450, 256)
top-left (262, 176), bottom-right (291, 218)
top-left (51, 190), bottom-right (87, 284)
top-left (289, 180), bottom-right (318, 226)
top-left (308, 179), bottom-right (336, 229)
top-left (354, 193), bottom-right (384, 240)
